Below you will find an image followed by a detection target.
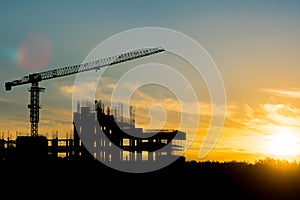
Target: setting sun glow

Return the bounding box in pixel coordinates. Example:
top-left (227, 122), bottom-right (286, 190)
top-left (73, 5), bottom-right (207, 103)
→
top-left (267, 127), bottom-right (300, 158)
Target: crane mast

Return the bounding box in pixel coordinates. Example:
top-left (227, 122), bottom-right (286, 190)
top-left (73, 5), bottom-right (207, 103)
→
top-left (5, 47), bottom-right (165, 137)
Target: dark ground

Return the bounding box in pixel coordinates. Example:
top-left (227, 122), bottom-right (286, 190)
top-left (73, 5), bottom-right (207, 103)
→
top-left (1, 158), bottom-right (300, 199)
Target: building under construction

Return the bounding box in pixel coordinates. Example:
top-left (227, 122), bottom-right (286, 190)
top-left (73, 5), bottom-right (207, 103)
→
top-left (0, 101), bottom-right (186, 164)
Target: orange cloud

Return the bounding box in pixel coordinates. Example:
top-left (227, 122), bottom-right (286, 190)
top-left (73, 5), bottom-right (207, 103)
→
top-left (60, 85), bottom-right (74, 94)
top-left (261, 88), bottom-right (300, 99)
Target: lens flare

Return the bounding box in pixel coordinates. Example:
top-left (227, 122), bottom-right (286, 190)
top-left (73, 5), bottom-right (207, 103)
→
top-left (16, 34), bottom-right (51, 71)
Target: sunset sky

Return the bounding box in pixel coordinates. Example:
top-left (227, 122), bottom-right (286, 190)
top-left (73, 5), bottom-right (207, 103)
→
top-left (0, 0), bottom-right (300, 163)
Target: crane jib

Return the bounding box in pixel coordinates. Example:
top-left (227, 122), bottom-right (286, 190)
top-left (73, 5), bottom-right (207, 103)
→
top-left (5, 46), bottom-right (165, 89)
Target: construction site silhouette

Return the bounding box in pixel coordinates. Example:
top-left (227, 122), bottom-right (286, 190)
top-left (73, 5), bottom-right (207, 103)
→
top-left (0, 100), bottom-right (186, 162)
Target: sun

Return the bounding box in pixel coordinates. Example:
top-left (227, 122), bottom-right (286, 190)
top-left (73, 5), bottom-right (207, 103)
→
top-left (266, 127), bottom-right (300, 158)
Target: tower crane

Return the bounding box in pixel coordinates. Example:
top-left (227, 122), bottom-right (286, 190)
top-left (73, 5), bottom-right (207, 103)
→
top-left (4, 47), bottom-right (165, 137)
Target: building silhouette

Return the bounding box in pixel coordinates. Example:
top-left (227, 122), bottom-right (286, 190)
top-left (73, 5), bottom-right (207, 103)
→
top-left (73, 100), bottom-right (186, 164)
